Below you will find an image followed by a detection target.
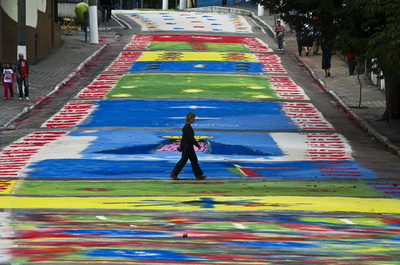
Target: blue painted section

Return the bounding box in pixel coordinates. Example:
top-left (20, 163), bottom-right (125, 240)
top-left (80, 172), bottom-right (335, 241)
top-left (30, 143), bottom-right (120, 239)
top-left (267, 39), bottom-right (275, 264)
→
top-left (197, 0), bottom-right (254, 7)
top-left (24, 129), bottom-right (375, 179)
top-left (225, 241), bottom-right (319, 248)
top-left (366, 183), bottom-right (400, 197)
top-left (238, 160), bottom-right (375, 178)
top-left (57, 130), bottom-right (284, 157)
top-left (86, 249), bottom-right (199, 261)
top-left (128, 61), bottom-right (264, 73)
top-left (374, 190), bottom-right (400, 197)
top-left (26, 159), bottom-right (375, 179)
top-left (80, 100), bottom-right (297, 130)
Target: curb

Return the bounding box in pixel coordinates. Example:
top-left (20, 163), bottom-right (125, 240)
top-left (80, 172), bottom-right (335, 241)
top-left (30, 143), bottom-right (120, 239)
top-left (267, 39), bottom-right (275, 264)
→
top-left (293, 54), bottom-right (400, 156)
top-left (111, 13), bottom-right (132, 29)
top-left (2, 44), bottom-right (108, 130)
top-left (329, 90), bottom-right (400, 156)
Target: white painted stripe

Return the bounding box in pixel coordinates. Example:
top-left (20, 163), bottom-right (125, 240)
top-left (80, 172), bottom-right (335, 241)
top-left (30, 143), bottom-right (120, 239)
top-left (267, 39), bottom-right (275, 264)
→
top-left (96, 215), bottom-right (107, 220)
top-left (339, 218), bottom-right (355, 225)
top-left (170, 105), bottom-right (219, 109)
top-left (0, 212), bottom-right (13, 263)
top-left (233, 223), bottom-right (246, 229)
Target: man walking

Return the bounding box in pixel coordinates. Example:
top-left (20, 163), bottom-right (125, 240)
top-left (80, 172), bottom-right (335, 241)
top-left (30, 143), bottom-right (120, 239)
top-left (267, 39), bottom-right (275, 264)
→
top-left (170, 112), bottom-right (206, 180)
top-left (15, 53), bottom-right (29, 101)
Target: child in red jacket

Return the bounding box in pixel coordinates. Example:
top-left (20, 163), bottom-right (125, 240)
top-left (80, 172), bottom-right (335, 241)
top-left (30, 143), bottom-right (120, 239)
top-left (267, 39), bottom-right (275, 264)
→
top-left (3, 63), bottom-right (14, 99)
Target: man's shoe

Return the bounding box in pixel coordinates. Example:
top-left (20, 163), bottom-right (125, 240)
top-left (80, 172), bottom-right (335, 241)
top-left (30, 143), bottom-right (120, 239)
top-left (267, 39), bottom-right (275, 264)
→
top-left (195, 175), bottom-right (207, 180)
top-left (169, 174), bottom-right (179, 180)
top-left (25, 97), bottom-right (29, 101)
top-left (19, 97), bottom-right (23, 101)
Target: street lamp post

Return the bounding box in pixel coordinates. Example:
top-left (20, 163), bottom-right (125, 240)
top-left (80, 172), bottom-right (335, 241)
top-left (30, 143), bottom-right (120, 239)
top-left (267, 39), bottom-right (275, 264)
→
top-left (17, 0), bottom-right (26, 59)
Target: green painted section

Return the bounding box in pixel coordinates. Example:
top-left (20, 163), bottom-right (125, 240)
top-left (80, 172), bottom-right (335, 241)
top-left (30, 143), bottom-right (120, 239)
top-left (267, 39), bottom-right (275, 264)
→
top-left (106, 73), bottom-right (278, 99)
top-left (191, 222), bottom-right (292, 231)
top-left (61, 214), bottom-right (149, 223)
top-left (147, 41), bottom-right (250, 51)
top-left (15, 180), bottom-right (387, 197)
top-left (299, 217), bottom-right (385, 226)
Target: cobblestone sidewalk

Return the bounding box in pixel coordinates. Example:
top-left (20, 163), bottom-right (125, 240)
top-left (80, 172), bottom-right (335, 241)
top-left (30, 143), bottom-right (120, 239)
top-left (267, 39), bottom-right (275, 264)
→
top-left (0, 18), bottom-right (121, 130)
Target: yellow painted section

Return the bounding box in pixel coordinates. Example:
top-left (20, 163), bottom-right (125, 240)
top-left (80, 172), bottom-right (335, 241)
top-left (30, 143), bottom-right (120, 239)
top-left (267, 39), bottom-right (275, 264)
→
top-left (0, 180), bottom-right (18, 194)
top-left (0, 196), bottom-right (399, 213)
top-left (184, 89), bottom-right (203, 93)
top-left (137, 52), bottom-right (258, 62)
top-left (112, 94), bottom-right (132, 97)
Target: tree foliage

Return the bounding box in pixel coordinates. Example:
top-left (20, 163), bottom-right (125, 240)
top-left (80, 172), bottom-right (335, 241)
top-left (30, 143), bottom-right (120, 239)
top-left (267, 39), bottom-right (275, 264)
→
top-left (254, 0), bottom-right (400, 119)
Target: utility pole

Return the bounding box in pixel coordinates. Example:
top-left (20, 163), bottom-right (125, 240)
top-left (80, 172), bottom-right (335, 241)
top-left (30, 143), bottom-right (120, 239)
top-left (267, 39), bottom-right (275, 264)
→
top-left (163, 0), bottom-right (168, 10)
top-left (17, 0), bottom-right (26, 59)
top-left (180, 0), bottom-right (187, 10)
top-left (89, 0), bottom-right (99, 44)
top-left (258, 4), bottom-right (265, 16)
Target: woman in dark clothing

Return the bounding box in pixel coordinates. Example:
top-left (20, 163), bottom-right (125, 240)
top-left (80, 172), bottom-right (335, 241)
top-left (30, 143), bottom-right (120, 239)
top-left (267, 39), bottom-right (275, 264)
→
top-left (322, 46), bottom-right (332, 77)
top-left (295, 31), bottom-right (303, 56)
top-left (170, 112), bottom-right (206, 180)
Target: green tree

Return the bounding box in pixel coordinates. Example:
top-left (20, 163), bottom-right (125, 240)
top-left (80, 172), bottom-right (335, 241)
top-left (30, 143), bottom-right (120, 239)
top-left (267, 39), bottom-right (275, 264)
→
top-left (258, 0), bottom-right (400, 120)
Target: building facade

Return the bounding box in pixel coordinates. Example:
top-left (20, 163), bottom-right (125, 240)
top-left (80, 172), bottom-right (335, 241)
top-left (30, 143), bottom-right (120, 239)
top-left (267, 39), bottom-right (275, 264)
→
top-left (0, 0), bottom-right (61, 65)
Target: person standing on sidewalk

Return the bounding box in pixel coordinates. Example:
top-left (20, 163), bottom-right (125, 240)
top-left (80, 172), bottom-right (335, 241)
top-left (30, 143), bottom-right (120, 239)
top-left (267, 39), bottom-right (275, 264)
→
top-left (3, 63), bottom-right (15, 100)
top-left (347, 53), bottom-right (356, 75)
top-left (295, 30), bottom-right (303, 56)
top-left (100, 0), bottom-right (112, 22)
top-left (275, 21), bottom-right (286, 52)
top-left (322, 46), bottom-right (332, 77)
top-left (15, 53), bottom-right (29, 101)
top-left (170, 112), bottom-right (206, 180)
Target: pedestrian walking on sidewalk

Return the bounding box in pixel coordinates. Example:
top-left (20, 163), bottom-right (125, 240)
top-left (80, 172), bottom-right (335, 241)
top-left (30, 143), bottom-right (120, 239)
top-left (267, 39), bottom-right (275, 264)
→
top-left (170, 112), bottom-right (206, 180)
top-left (322, 46), bottom-right (332, 77)
top-left (3, 63), bottom-right (14, 100)
top-left (275, 21), bottom-right (286, 52)
top-left (15, 53), bottom-right (29, 101)
top-left (302, 33), bottom-right (313, 56)
top-left (302, 24), bottom-right (314, 56)
top-left (347, 53), bottom-right (356, 75)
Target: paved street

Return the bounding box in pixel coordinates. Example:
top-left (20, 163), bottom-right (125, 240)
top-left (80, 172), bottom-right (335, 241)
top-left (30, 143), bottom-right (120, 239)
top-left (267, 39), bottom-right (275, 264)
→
top-left (1, 5), bottom-right (400, 264)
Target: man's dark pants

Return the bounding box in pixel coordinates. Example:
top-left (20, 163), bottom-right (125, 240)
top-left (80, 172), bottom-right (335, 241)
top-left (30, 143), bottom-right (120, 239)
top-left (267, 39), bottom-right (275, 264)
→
top-left (17, 76), bottom-right (29, 98)
top-left (172, 144), bottom-right (203, 177)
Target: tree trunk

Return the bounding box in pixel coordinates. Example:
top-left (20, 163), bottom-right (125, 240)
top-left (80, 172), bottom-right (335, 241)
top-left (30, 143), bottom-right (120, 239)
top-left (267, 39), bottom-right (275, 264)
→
top-left (382, 72), bottom-right (400, 120)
